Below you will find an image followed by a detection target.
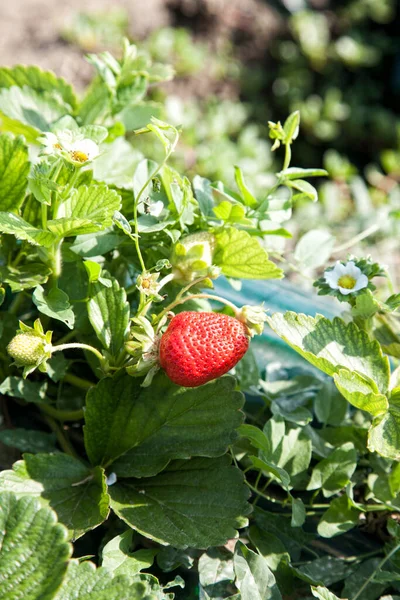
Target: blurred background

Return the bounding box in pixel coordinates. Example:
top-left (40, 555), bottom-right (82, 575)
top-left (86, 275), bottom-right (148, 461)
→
top-left (0, 0), bottom-right (399, 284)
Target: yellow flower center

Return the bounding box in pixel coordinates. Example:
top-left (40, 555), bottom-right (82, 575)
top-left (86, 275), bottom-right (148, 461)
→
top-left (70, 150), bottom-right (89, 163)
top-left (338, 275), bottom-right (356, 289)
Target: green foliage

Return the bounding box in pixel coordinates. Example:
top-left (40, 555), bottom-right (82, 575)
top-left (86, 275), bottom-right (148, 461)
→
top-left (0, 35), bottom-right (399, 600)
top-left (0, 492), bottom-right (71, 600)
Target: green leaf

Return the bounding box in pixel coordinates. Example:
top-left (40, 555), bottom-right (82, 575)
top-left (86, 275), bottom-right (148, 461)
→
top-left (342, 558), bottom-right (387, 600)
top-left (307, 442), bottom-right (357, 497)
top-left (286, 179), bottom-right (318, 202)
top-left (249, 526), bottom-right (291, 573)
top-left (87, 273), bottom-right (129, 361)
top-left (266, 313), bottom-right (390, 397)
top-left (333, 369), bottom-right (388, 416)
top-left (0, 133), bottom-right (29, 211)
top-left (198, 548), bottom-right (235, 599)
top-left (54, 559), bottom-right (165, 600)
top-left (0, 64), bottom-right (77, 108)
top-left (261, 416), bottom-right (312, 487)
top-left (279, 167), bottom-right (328, 180)
top-left (351, 291), bottom-right (380, 320)
top-left (47, 217), bottom-right (103, 238)
top-left (33, 285), bottom-right (75, 329)
top-left (68, 229), bottom-right (122, 258)
top-left (314, 380), bottom-right (348, 426)
top-left (0, 376), bottom-right (49, 404)
top-left (368, 388), bottom-right (400, 460)
top-left (193, 175), bottom-right (214, 216)
top-left (0, 263), bottom-right (52, 292)
top-left (254, 507), bottom-right (313, 561)
top-left (57, 184), bottom-right (122, 228)
top-left (317, 494), bottom-right (360, 538)
top-left (0, 454), bottom-right (109, 540)
top-left (234, 166), bottom-right (258, 207)
top-left (311, 586), bottom-right (343, 600)
top-left (291, 497), bottom-right (306, 527)
top-left (0, 211), bottom-right (56, 246)
top-left (101, 530), bottom-right (157, 576)
top-left (85, 372), bottom-right (244, 476)
top-left (249, 455), bottom-right (291, 490)
top-left (213, 201), bottom-right (248, 223)
top-left (233, 541), bottom-right (282, 600)
top-left (0, 86), bottom-right (69, 142)
top-left (214, 227), bottom-right (283, 279)
top-left (299, 556), bottom-right (354, 587)
top-left (0, 491), bottom-right (71, 600)
top-left (283, 111), bottom-right (300, 144)
top-left (92, 138), bottom-right (143, 189)
top-left (109, 456), bottom-right (251, 549)
top-left (119, 101), bottom-right (163, 131)
top-left (0, 429), bottom-right (56, 453)
top-left (294, 230), bottom-right (335, 269)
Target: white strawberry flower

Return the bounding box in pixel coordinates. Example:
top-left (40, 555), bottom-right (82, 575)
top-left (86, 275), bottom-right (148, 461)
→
top-left (38, 132), bottom-right (64, 155)
top-left (324, 261), bottom-right (369, 295)
top-left (67, 139), bottom-right (100, 164)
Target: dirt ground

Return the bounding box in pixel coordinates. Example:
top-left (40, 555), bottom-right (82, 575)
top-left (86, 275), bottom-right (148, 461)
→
top-left (0, 0), bottom-right (280, 91)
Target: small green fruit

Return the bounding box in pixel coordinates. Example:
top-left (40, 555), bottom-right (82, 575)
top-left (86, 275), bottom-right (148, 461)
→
top-left (170, 232), bottom-right (216, 284)
top-left (7, 333), bottom-right (46, 366)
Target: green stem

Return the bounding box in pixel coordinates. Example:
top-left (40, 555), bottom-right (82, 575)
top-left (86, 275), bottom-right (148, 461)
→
top-left (43, 414), bottom-right (80, 458)
top-left (132, 142), bottom-right (176, 273)
top-left (283, 143), bottom-right (291, 170)
top-left (41, 203), bottom-right (47, 230)
top-left (154, 293), bottom-right (240, 326)
top-left (352, 542), bottom-right (400, 600)
top-left (40, 404), bottom-right (84, 422)
top-left (52, 342), bottom-right (105, 364)
top-left (63, 373), bottom-right (94, 390)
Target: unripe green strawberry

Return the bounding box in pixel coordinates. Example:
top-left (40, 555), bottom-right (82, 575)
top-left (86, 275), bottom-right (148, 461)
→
top-left (170, 232), bottom-right (216, 284)
top-left (7, 333), bottom-right (47, 366)
top-left (159, 311), bottom-right (249, 387)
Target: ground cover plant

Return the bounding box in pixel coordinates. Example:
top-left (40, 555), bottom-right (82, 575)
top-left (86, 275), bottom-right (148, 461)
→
top-left (0, 38), bottom-right (400, 600)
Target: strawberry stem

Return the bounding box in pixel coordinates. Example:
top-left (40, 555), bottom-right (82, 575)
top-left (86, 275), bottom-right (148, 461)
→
top-left (52, 343), bottom-right (105, 366)
top-left (154, 292), bottom-right (240, 325)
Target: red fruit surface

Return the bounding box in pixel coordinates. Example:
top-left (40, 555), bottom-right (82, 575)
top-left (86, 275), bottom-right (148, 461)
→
top-left (159, 311), bottom-right (250, 387)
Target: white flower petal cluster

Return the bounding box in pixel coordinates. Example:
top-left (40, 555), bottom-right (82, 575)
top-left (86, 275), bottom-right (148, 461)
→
top-left (324, 261), bottom-right (369, 295)
top-left (38, 130), bottom-right (99, 165)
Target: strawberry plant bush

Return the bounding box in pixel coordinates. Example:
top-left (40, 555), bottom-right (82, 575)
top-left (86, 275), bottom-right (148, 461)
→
top-left (0, 38), bottom-right (400, 600)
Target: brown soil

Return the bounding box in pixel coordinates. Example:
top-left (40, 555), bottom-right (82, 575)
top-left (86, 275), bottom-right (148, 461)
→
top-left (0, 0), bottom-right (280, 91)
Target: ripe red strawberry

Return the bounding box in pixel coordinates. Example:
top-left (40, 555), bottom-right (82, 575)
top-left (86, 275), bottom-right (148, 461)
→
top-left (159, 311), bottom-right (250, 387)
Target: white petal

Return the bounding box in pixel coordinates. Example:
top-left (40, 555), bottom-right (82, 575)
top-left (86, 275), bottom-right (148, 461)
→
top-left (334, 262), bottom-right (347, 276)
top-left (353, 274), bottom-right (369, 291)
top-left (344, 262), bottom-right (362, 278)
top-left (338, 286), bottom-right (354, 295)
top-left (324, 270), bottom-right (339, 288)
top-left (71, 139), bottom-right (99, 159)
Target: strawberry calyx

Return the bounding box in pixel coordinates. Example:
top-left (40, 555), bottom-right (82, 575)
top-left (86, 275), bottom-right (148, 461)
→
top-left (125, 316), bottom-right (161, 386)
top-left (236, 304), bottom-right (268, 337)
